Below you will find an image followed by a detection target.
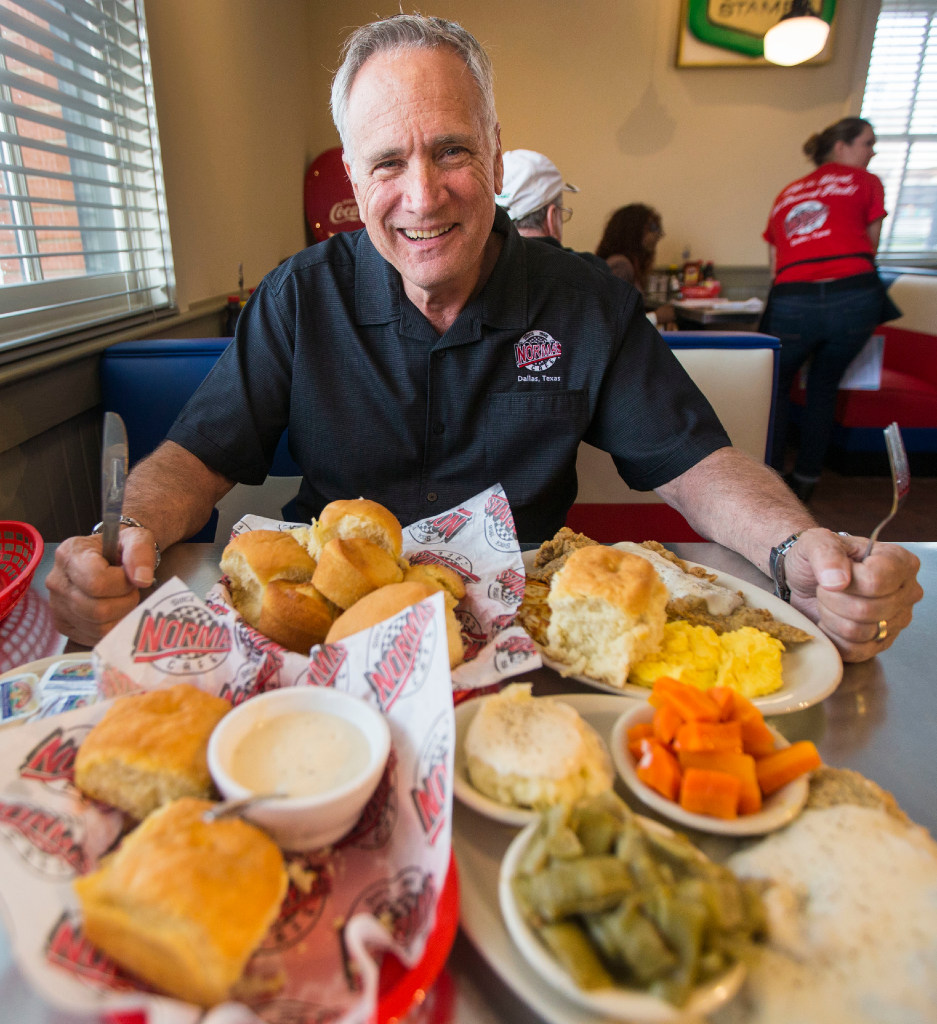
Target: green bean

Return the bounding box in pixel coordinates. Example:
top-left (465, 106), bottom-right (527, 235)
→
top-left (534, 920), bottom-right (616, 990)
top-left (510, 791), bottom-right (764, 1007)
top-left (518, 855), bottom-right (632, 921)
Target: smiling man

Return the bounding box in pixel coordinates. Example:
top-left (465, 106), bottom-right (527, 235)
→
top-left (48, 14), bottom-right (922, 664)
top-left (339, 44), bottom-right (504, 333)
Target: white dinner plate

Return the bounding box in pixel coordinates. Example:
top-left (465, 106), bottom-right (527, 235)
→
top-left (522, 548), bottom-right (843, 715)
top-left (498, 817), bottom-right (745, 1023)
top-left (452, 694), bottom-right (612, 828)
top-left (609, 703), bottom-right (808, 837)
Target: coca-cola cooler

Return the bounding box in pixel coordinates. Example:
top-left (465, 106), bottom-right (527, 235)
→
top-left (304, 146), bottom-right (364, 243)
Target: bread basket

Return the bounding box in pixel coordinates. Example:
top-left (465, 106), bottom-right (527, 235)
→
top-left (0, 522), bottom-right (44, 623)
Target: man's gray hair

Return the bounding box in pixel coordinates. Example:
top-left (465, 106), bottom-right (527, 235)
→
top-left (515, 195), bottom-right (562, 233)
top-left (331, 14), bottom-right (497, 169)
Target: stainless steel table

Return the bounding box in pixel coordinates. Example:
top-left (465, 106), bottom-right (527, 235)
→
top-left (673, 300), bottom-right (764, 332)
top-left (3, 540), bottom-right (935, 1023)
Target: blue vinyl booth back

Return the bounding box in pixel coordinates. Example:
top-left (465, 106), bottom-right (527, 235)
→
top-left (99, 338), bottom-right (301, 542)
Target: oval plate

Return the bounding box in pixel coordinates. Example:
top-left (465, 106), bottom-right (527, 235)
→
top-left (523, 549), bottom-right (843, 715)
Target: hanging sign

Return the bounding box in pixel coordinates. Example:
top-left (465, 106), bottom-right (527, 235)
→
top-left (677, 0), bottom-right (837, 67)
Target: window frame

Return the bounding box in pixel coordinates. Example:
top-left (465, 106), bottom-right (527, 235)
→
top-left (0, 0), bottom-right (175, 363)
top-left (862, 0), bottom-right (937, 265)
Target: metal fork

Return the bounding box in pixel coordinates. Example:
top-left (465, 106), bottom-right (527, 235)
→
top-left (862, 422), bottom-right (910, 559)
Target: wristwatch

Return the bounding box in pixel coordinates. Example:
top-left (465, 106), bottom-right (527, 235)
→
top-left (769, 531), bottom-right (802, 603)
top-left (92, 515), bottom-right (161, 570)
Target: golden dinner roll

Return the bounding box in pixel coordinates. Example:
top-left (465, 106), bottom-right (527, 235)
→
top-left (546, 545), bottom-right (667, 688)
top-left (312, 537), bottom-right (404, 609)
top-left (326, 581), bottom-right (464, 669)
top-left (75, 684), bottom-right (232, 820)
top-left (300, 498), bottom-right (403, 561)
top-left (256, 580), bottom-right (337, 653)
top-left (220, 529), bottom-right (318, 625)
top-left (403, 561), bottom-right (466, 606)
top-left (73, 797), bottom-right (287, 1007)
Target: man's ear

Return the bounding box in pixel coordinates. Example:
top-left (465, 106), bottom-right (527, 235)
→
top-left (546, 204), bottom-right (563, 243)
top-left (343, 153), bottom-right (362, 206)
top-left (492, 123), bottom-right (504, 196)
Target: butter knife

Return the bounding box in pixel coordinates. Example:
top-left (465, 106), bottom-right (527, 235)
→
top-left (100, 411), bottom-right (129, 566)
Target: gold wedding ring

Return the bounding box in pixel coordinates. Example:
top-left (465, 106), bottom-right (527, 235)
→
top-left (875, 619), bottom-right (888, 642)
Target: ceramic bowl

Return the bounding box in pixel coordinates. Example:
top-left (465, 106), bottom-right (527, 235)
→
top-left (207, 685), bottom-right (391, 851)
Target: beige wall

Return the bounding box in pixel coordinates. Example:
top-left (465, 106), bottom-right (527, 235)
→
top-left (145, 0), bottom-right (879, 313)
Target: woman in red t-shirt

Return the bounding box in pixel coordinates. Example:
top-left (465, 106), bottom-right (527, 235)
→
top-left (762, 117), bottom-right (888, 503)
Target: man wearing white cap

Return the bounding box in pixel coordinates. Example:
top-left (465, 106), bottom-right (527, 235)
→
top-left (497, 149), bottom-right (608, 274)
top-left (497, 149), bottom-right (579, 243)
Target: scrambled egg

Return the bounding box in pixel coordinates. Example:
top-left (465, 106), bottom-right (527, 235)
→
top-left (629, 620), bottom-right (784, 697)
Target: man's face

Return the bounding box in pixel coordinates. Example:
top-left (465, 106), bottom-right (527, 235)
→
top-left (343, 47), bottom-right (503, 309)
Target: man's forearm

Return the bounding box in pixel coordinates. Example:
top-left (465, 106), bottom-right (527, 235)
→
top-left (656, 447), bottom-right (817, 575)
top-left (122, 440), bottom-right (235, 552)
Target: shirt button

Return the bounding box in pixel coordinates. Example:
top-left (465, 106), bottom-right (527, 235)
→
top-left (432, 421), bottom-right (445, 435)
top-left (427, 492), bottom-right (438, 502)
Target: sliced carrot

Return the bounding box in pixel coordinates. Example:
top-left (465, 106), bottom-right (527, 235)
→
top-left (651, 676), bottom-right (721, 722)
top-left (626, 721), bottom-right (655, 759)
top-left (652, 701), bottom-right (684, 745)
top-left (636, 739), bottom-right (682, 802)
top-left (755, 741), bottom-right (822, 795)
top-left (739, 715), bottom-right (778, 758)
top-left (708, 685), bottom-right (737, 722)
top-left (648, 675), bottom-right (683, 708)
top-left (679, 767), bottom-right (741, 819)
top-left (678, 750), bottom-right (762, 815)
top-left (674, 718), bottom-right (743, 754)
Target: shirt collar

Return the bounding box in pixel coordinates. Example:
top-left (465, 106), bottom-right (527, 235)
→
top-left (353, 205), bottom-right (528, 333)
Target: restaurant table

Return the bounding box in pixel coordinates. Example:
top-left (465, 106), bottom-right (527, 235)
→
top-left (2, 539), bottom-right (935, 1023)
top-left (674, 299), bottom-right (764, 332)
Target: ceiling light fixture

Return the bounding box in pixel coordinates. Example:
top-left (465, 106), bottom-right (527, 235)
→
top-left (763, 0), bottom-right (830, 66)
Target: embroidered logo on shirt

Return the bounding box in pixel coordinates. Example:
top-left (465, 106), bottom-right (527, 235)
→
top-left (514, 330), bottom-right (562, 372)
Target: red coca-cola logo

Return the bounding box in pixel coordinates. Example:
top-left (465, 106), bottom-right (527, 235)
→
top-left (330, 198), bottom-right (360, 224)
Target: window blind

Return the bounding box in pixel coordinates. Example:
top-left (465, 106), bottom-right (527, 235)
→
top-left (862, 0), bottom-right (937, 257)
top-left (0, 0), bottom-right (174, 356)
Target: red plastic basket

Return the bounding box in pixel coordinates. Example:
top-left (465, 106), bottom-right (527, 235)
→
top-left (0, 521), bottom-right (44, 623)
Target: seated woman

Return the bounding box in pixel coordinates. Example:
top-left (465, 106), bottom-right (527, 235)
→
top-left (596, 204), bottom-right (677, 329)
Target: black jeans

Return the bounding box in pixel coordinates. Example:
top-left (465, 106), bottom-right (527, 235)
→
top-left (763, 275), bottom-right (883, 479)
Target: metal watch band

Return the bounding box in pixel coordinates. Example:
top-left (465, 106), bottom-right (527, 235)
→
top-left (92, 515), bottom-right (161, 570)
top-left (769, 531), bottom-right (802, 603)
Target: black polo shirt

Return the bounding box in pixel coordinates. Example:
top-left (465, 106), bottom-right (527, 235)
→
top-left (168, 208), bottom-right (729, 542)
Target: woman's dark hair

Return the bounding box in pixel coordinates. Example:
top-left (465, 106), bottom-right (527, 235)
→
top-left (803, 117), bottom-right (872, 166)
top-left (595, 204), bottom-right (660, 291)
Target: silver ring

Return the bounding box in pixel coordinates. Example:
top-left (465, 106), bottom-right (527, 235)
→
top-left (875, 619), bottom-right (888, 642)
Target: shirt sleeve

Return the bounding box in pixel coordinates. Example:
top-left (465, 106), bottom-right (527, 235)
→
top-left (166, 280), bottom-right (294, 484)
top-left (584, 306), bottom-right (732, 492)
